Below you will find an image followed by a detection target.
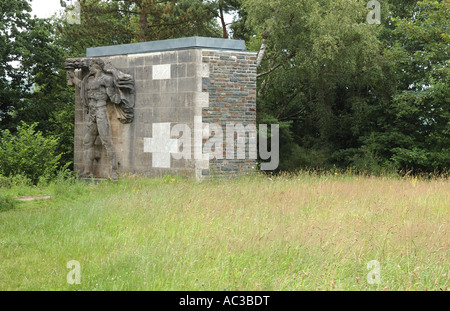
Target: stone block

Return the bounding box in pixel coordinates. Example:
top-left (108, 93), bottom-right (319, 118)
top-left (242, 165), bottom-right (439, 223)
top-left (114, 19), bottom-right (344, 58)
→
top-left (136, 93), bottom-right (161, 109)
top-left (146, 79), bottom-right (161, 93)
top-left (74, 38), bottom-right (257, 180)
top-left (135, 65), bottom-right (152, 81)
top-left (128, 54), bottom-right (144, 67)
top-left (178, 77), bottom-right (200, 92)
top-left (152, 64), bottom-right (171, 80)
top-left (107, 55), bottom-right (128, 68)
top-left (178, 49), bottom-right (196, 63)
top-left (160, 78), bottom-right (178, 94)
top-left (154, 107), bottom-right (179, 123)
top-left (193, 92), bottom-right (209, 108)
top-left (161, 51), bottom-right (178, 64)
top-left (171, 63), bottom-right (186, 79)
top-left (178, 108), bottom-right (195, 123)
top-left (144, 52), bottom-right (162, 66)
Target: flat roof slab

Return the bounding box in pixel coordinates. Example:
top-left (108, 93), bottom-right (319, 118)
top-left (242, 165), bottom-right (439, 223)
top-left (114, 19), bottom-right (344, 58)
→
top-left (86, 36), bottom-right (247, 57)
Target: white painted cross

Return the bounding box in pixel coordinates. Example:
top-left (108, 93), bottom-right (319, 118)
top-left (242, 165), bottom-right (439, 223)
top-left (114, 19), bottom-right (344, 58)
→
top-left (144, 123), bottom-right (178, 168)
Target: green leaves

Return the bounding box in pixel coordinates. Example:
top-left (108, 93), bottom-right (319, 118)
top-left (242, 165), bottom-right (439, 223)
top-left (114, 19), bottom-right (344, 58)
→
top-left (244, 0), bottom-right (390, 171)
top-left (1, 0), bottom-right (448, 176)
top-left (379, 0), bottom-right (450, 172)
top-left (0, 0), bottom-right (33, 123)
top-left (242, 0), bottom-right (449, 174)
top-left (0, 122), bottom-right (63, 184)
top-left (0, 0), bottom-right (67, 131)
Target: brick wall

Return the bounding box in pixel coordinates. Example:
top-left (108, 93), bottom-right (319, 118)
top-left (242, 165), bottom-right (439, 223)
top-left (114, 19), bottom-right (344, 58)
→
top-left (201, 49), bottom-right (258, 177)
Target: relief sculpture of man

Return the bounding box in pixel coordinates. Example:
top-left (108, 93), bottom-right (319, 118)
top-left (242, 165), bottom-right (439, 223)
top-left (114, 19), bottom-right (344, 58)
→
top-left (66, 58), bottom-right (135, 180)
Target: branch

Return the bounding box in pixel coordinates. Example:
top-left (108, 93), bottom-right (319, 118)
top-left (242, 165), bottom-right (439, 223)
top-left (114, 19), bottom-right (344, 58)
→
top-left (279, 108), bottom-right (306, 122)
top-left (257, 61), bottom-right (283, 78)
top-left (146, 19), bottom-right (190, 29)
top-left (116, 9), bottom-right (140, 15)
top-left (276, 88), bottom-right (303, 119)
top-left (257, 51), bottom-right (295, 78)
top-left (206, 7), bottom-right (220, 18)
top-left (279, 98), bottom-right (318, 121)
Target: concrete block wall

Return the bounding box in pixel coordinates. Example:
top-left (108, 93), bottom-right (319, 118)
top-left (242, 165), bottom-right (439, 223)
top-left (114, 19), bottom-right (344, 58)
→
top-left (73, 37), bottom-right (257, 179)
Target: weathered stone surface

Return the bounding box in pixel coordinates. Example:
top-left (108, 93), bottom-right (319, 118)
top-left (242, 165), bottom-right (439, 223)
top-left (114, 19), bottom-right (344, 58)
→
top-left (66, 57), bottom-right (135, 180)
top-left (201, 49), bottom-right (258, 177)
top-left (71, 38), bottom-right (257, 179)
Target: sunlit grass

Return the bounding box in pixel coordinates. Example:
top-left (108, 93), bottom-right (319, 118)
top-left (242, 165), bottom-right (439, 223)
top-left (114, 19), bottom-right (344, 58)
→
top-left (0, 172), bottom-right (448, 290)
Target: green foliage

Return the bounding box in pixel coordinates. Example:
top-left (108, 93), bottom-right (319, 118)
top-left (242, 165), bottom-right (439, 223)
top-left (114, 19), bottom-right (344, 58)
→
top-left (0, 0), bottom-right (34, 127)
top-left (0, 122), bottom-right (63, 184)
top-left (363, 0), bottom-right (450, 173)
top-left (0, 0), bottom-right (74, 171)
top-left (130, 0), bottom-right (221, 41)
top-left (242, 0), bottom-right (449, 174)
top-left (57, 0), bottom-right (222, 56)
top-left (57, 0), bottom-right (136, 57)
top-left (0, 193), bottom-right (17, 212)
top-left (205, 0), bottom-right (243, 38)
top-left (228, 0), bottom-right (252, 40)
top-left (0, 174), bottom-right (32, 188)
top-left (0, 0), bottom-right (67, 129)
top-left (244, 0), bottom-right (392, 171)
top-left (1, 0), bottom-right (448, 177)
top-left (47, 98), bottom-right (75, 169)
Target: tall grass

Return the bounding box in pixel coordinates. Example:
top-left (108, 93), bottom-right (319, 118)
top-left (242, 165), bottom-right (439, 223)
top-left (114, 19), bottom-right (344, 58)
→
top-left (0, 172), bottom-right (448, 290)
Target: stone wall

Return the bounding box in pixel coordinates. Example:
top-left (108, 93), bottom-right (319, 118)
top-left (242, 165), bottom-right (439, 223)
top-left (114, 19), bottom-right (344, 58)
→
top-left (201, 50), bottom-right (258, 177)
top-left (73, 37), bottom-right (257, 180)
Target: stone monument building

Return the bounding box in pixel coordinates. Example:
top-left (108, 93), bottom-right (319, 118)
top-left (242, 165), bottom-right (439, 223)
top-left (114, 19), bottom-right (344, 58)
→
top-left (67, 37), bottom-right (257, 180)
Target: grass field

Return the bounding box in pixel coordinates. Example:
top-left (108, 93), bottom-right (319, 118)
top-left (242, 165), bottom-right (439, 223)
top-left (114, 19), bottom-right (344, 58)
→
top-left (0, 172), bottom-right (448, 291)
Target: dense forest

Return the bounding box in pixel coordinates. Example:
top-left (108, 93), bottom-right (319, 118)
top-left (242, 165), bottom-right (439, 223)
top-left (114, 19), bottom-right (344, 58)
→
top-left (0, 0), bottom-right (448, 180)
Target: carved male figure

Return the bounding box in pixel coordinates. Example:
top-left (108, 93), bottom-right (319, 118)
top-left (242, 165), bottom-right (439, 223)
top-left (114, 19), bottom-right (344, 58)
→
top-left (68, 60), bottom-right (120, 179)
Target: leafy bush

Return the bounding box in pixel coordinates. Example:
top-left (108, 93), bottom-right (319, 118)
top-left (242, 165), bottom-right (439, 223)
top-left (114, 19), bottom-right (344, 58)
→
top-left (0, 175), bottom-right (10, 188)
top-left (0, 122), bottom-right (62, 184)
top-left (0, 174), bottom-right (32, 188)
top-left (0, 193), bottom-right (17, 212)
top-left (390, 147), bottom-right (450, 175)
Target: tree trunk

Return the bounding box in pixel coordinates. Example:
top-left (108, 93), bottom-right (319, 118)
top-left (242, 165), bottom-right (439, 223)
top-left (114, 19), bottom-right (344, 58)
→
top-left (219, 5), bottom-right (228, 39)
top-left (256, 39), bottom-right (267, 68)
top-left (139, 1), bottom-right (150, 42)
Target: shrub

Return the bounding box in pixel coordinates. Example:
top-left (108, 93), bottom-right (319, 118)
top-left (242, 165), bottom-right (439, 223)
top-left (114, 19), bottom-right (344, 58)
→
top-left (0, 122), bottom-right (62, 184)
top-left (0, 175), bottom-right (11, 188)
top-left (0, 193), bottom-right (17, 212)
top-left (0, 174), bottom-right (33, 188)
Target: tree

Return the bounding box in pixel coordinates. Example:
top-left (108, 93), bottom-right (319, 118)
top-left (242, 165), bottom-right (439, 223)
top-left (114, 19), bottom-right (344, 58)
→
top-left (57, 0), bottom-right (136, 57)
top-left (0, 0), bottom-right (35, 128)
top-left (57, 0), bottom-right (222, 57)
top-left (243, 0), bottom-right (393, 171)
top-left (203, 0), bottom-right (242, 38)
top-left (365, 0), bottom-right (450, 173)
top-left (1, 0), bottom-right (75, 169)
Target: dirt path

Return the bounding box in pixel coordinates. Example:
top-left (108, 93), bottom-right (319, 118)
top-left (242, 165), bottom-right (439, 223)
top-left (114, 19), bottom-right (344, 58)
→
top-left (15, 195), bottom-right (52, 201)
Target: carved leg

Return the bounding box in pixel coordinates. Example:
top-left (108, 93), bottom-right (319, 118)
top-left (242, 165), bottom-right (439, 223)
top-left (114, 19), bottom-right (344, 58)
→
top-left (82, 147), bottom-right (95, 177)
top-left (97, 109), bottom-right (118, 180)
top-left (81, 119), bottom-right (97, 178)
top-left (107, 149), bottom-right (118, 180)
